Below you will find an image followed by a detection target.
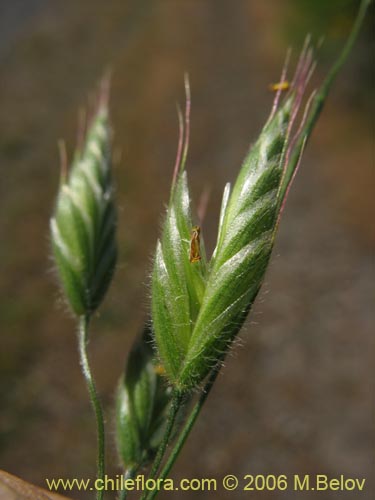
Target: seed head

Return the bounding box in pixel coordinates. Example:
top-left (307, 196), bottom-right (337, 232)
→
top-left (50, 84), bottom-right (117, 316)
top-left (115, 328), bottom-right (172, 470)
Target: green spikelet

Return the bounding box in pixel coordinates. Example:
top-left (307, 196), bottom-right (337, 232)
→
top-left (151, 24), bottom-right (371, 391)
top-left (115, 328), bottom-right (172, 471)
top-left (152, 171), bottom-right (208, 385)
top-left (177, 99), bottom-right (292, 390)
top-left (151, 55), bottom-right (318, 391)
top-left (151, 81), bottom-right (295, 391)
top-left (50, 102), bottom-right (117, 316)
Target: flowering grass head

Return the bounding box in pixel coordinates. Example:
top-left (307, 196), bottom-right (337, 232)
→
top-left (116, 327), bottom-right (172, 472)
top-left (152, 44), bottom-right (325, 392)
top-left (50, 80), bottom-right (117, 316)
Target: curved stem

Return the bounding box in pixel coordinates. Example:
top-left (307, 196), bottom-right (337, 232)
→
top-left (140, 391), bottom-right (183, 500)
top-left (320, 0), bottom-right (370, 97)
top-left (78, 315), bottom-right (105, 500)
top-left (280, 0), bottom-right (371, 204)
top-left (145, 361), bottom-right (222, 500)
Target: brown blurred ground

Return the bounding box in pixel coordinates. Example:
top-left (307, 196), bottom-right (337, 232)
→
top-left (0, 1), bottom-right (373, 499)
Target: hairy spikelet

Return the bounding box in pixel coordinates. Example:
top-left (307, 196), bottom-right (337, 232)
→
top-left (151, 13), bottom-right (370, 390)
top-left (151, 47), bottom-right (319, 391)
top-left (152, 172), bottom-right (208, 384)
top-left (115, 328), bottom-right (171, 470)
top-left (50, 101), bottom-right (117, 316)
top-left (177, 100), bottom-right (292, 390)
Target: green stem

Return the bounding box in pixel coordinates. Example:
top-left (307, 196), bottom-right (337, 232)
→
top-left (280, 0), bottom-right (371, 202)
top-left (145, 361), bottom-right (222, 500)
top-left (78, 315), bottom-right (105, 500)
top-left (118, 467), bottom-right (136, 500)
top-left (302, 0), bottom-right (370, 136)
top-left (318, 0), bottom-right (371, 100)
top-left (140, 391), bottom-right (183, 500)
top-left (118, 485), bottom-right (127, 500)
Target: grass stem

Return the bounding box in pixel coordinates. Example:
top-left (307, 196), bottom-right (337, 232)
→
top-left (145, 361), bottom-right (222, 500)
top-left (78, 315), bottom-right (105, 500)
top-left (140, 391), bottom-right (183, 500)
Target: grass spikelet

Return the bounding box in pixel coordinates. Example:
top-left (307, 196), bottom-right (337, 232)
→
top-left (50, 83), bottom-right (117, 316)
top-left (116, 328), bottom-right (171, 473)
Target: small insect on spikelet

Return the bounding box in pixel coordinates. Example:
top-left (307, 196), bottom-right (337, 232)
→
top-left (268, 80), bottom-right (290, 92)
top-left (175, 42), bottom-right (317, 391)
top-left (154, 364), bottom-right (167, 376)
top-left (151, 43), bottom-right (321, 392)
top-left (189, 226), bottom-right (202, 263)
top-left (152, 76), bottom-right (209, 385)
top-left (50, 79), bottom-right (117, 316)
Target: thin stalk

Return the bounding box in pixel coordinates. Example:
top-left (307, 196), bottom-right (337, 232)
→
top-left (140, 391), bottom-right (183, 500)
top-left (302, 0), bottom-right (370, 136)
top-left (279, 0), bottom-right (371, 204)
top-left (118, 467), bottom-right (136, 500)
top-left (78, 315), bottom-right (105, 500)
top-left (118, 484), bottom-right (127, 500)
top-left (145, 361), bottom-right (223, 500)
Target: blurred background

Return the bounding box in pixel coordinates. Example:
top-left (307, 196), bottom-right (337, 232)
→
top-left (0, 1), bottom-right (373, 499)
